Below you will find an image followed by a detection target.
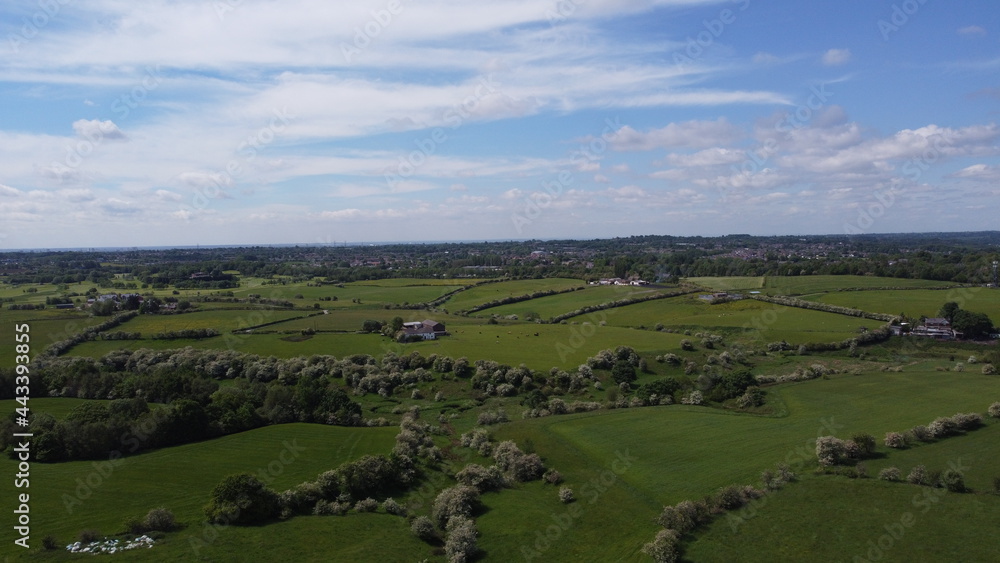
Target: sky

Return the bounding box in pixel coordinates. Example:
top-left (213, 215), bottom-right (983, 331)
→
top-left (1, 0), bottom-right (999, 249)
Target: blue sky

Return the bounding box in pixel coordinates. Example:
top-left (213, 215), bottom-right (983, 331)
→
top-left (1, 0), bottom-right (998, 248)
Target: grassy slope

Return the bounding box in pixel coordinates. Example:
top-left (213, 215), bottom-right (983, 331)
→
top-left (487, 369), bottom-right (999, 561)
top-left (480, 285), bottom-right (669, 320)
top-left (0, 424), bottom-right (397, 560)
top-left (813, 288), bottom-right (1000, 320)
top-left (440, 279), bottom-right (585, 312)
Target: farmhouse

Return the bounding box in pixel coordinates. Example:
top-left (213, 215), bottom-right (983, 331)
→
top-left (402, 319), bottom-right (447, 340)
top-left (911, 317), bottom-right (956, 339)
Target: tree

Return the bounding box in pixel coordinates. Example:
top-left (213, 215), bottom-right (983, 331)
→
top-left (204, 473), bottom-right (280, 525)
top-left (611, 360), bottom-right (637, 385)
top-left (361, 319), bottom-right (383, 333)
top-left (952, 309), bottom-right (994, 339)
top-left (939, 302), bottom-right (960, 323)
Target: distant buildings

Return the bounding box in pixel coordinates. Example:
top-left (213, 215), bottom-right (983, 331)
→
top-left (910, 317), bottom-right (958, 340)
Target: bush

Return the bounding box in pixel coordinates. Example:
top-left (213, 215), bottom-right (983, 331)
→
top-left (543, 468), bottom-right (563, 485)
top-left (928, 417), bottom-right (959, 438)
top-left (714, 484), bottom-right (747, 510)
top-left (78, 529), bottom-right (101, 543)
top-left (354, 498), bottom-right (378, 512)
top-left (907, 465), bottom-right (928, 486)
top-left (990, 402), bottom-right (1000, 418)
top-left (940, 469), bottom-right (966, 493)
top-left (432, 486), bottom-right (480, 528)
top-left (736, 386), bottom-right (765, 409)
top-left (455, 464), bottom-right (506, 493)
top-left (642, 528), bottom-right (681, 563)
top-left (982, 364), bottom-right (996, 375)
top-left (120, 515), bottom-right (145, 535)
top-left (680, 390), bottom-right (703, 405)
top-left (952, 412), bottom-right (983, 431)
top-left (204, 473), bottom-right (280, 525)
top-left (42, 535), bottom-right (59, 550)
top-left (444, 516), bottom-right (478, 563)
top-left (909, 425), bottom-right (931, 442)
top-left (411, 515), bottom-right (437, 542)
top-left (559, 487), bottom-right (575, 503)
top-left (143, 507), bottom-right (175, 531)
top-left (878, 467), bottom-right (901, 482)
top-left (851, 433), bottom-right (876, 458)
top-left (884, 432), bottom-right (906, 449)
top-left (815, 436), bottom-right (847, 466)
top-left (382, 497), bottom-right (407, 516)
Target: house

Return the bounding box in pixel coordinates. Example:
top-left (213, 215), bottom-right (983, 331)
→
top-left (911, 318), bottom-right (955, 339)
top-left (402, 319), bottom-right (447, 340)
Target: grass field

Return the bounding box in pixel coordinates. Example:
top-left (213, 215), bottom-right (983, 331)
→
top-left (114, 308), bottom-right (310, 334)
top-left (762, 275), bottom-right (958, 296)
top-left (686, 277), bottom-right (765, 291)
top-left (230, 279), bottom-right (463, 306)
top-left (486, 368), bottom-right (999, 561)
top-left (812, 288), bottom-right (1000, 321)
top-left (69, 320), bottom-right (689, 371)
top-left (602, 295), bottom-right (870, 344)
top-left (685, 474), bottom-right (1000, 562)
top-left (440, 278), bottom-right (586, 313)
top-left (0, 423), bottom-right (398, 560)
top-left (259, 309), bottom-right (488, 333)
top-left (480, 285), bottom-right (671, 320)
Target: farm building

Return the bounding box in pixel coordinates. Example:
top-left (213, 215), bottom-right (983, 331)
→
top-left (402, 319), bottom-right (447, 340)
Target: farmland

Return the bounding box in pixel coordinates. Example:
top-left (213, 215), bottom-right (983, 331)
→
top-left (2, 261), bottom-right (999, 562)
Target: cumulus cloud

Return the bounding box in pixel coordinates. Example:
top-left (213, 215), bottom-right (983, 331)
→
top-left (609, 119), bottom-right (743, 151)
top-left (822, 49), bottom-right (851, 66)
top-left (72, 119), bottom-right (126, 141)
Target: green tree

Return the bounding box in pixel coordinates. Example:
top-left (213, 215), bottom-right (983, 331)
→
top-left (204, 473), bottom-right (280, 525)
top-left (939, 302), bottom-right (960, 323)
top-left (611, 360), bottom-right (637, 385)
top-left (953, 309), bottom-right (994, 339)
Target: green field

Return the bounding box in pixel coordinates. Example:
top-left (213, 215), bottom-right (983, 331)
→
top-left (114, 308), bottom-right (310, 334)
top-left (685, 474), bottom-right (1000, 562)
top-left (0, 423), bottom-right (398, 560)
top-left (762, 276), bottom-right (958, 296)
top-left (687, 277), bottom-right (765, 291)
top-left (259, 309), bottom-right (487, 333)
top-left (481, 285), bottom-right (671, 320)
top-left (813, 288), bottom-right (1000, 321)
top-left (603, 295), bottom-right (870, 344)
top-left (487, 368), bottom-right (1000, 561)
top-left (230, 279), bottom-right (463, 306)
top-left (440, 278), bottom-right (586, 313)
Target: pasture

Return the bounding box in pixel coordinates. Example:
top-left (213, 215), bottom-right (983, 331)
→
top-left (813, 288), bottom-right (1000, 321)
top-left (762, 275), bottom-right (958, 296)
top-left (230, 279), bottom-right (465, 306)
top-left (602, 295), bottom-right (869, 344)
top-left (480, 284), bottom-right (672, 320)
top-left (440, 278), bottom-right (586, 312)
top-left (0, 423), bottom-right (398, 560)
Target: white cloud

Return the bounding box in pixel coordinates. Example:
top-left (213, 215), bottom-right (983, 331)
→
top-left (958, 25), bottom-right (987, 36)
top-left (610, 119), bottom-right (743, 151)
top-left (72, 119), bottom-right (127, 141)
top-left (822, 49), bottom-right (851, 66)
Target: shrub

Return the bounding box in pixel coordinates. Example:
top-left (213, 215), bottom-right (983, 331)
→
top-left (143, 507), bottom-right (175, 531)
top-left (78, 529), bottom-right (101, 543)
top-left (205, 473), bottom-right (280, 525)
top-left (851, 433), bottom-right (876, 458)
top-left (909, 425), bottom-right (931, 442)
top-left (120, 515), bottom-right (145, 535)
top-left (354, 498), bottom-right (378, 512)
top-left (543, 468), bottom-right (563, 485)
top-left (432, 486), bottom-right (480, 528)
top-left (411, 515), bottom-right (437, 542)
top-left (42, 535), bottom-right (59, 550)
top-left (928, 417), bottom-right (959, 438)
top-left (642, 528), bottom-right (681, 563)
top-left (815, 436), bottom-right (847, 466)
top-left (444, 516), bottom-right (478, 563)
top-left (680, 390), bottom-right (703, 405)
top-left (952, 412), bottom-right (983, 431)
top-left (736, 386), bottom-right (765, 409)
top-left (313, 500), bottom-right (350, 516)
top-left (476, 409), bottom-right (509, 426)
top-left (855, 462), bottom-right (868, 479)
top-left (714, 484), bottom-right (747, 510)
top-left (940, 469), bottom-right (966, 493)
top-left (559, 487), bottom-right (575, 503)
top-left (982, 364), bottom-right (996, 375)
top-left (455, 464), bottom-right (506, 493)
top-left (907, 465), bottom-right (928, 486)
top-left (382, 498), bottom-right (407, 516)
top-left (878, 467), bottom-right (901, 482)
top-left (884, 432), bottom-right (906, 449)
top-left (990, 402), bottom-right (1000, 418)
top-left (459, 429), bottom-right (492, 456)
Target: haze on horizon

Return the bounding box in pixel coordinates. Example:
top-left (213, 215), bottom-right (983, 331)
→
top-left (1, 0), bottom-right (998, 249)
